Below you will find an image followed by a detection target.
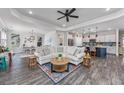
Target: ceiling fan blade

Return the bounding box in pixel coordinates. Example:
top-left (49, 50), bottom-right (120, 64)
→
top-left (57, 16), bottom-right (65, 20)
top-left (66, 16), bottom-right (69, 22)
top-left (57, 11), bottom-right (65, 15)
top-left (68, 8), bottom-right (76, 15)
top-left (69, 15), bottom-right (79, 18)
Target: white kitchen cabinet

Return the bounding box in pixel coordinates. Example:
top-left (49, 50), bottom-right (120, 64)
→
top-left (83, 35), bottom-right (89, 42)
top-left (100, 36), bottom-right (105, 42)
top-left (96, 36), bottom-right (100, 42)
top-left (96, 35), bottom-right (105, 42)
top-left (107, 46), bottom-right (116, 54)
top-left (109, 34), bottom-right (116, 42)
top-left (86, 37), bottom-right (89, 42)
top-left (104, 34), bottom-right (116, 42)
top-left (104, 35), bottom-right (109, 42)
top-left (83, 31), bottom-right (116, 43)
top-left (90, 34), bottom-right (96, 39)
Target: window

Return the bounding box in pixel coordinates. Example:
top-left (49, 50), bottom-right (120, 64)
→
top-left (0, 30), bottom-right (7, 47)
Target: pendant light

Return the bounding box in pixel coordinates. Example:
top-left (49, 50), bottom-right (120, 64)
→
top-left (76, 32), bottom-right (78, 37)
top-left (82, 28), bottom-right (85, 38)
top-left (95, 27), bottom-right (98, 37)
top-left (31, 29), bottom-right (35, 40)
top-left (88, 28), bottom-right (90, 38)
top-left (82, 34), bottom-right (84, 38)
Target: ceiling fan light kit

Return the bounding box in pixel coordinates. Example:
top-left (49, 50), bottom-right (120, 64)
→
top-left (57, 8), bottom-right (79, 22)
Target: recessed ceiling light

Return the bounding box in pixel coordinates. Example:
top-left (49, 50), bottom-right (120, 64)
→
top-left (29, 11), bottom-right (33, 14)
top-left (108, 28), bottom-right (112, 30)
top-left (62, 24), bottom-right (66, 27)
top-left (106, 8), bottom-right (111, 11)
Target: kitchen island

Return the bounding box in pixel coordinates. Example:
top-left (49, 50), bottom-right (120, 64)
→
top-left (96, 47), bottom-right (107, 58)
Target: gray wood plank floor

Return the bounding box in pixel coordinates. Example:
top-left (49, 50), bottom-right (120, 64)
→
top-left (0, 54), bottom-right (124, 85)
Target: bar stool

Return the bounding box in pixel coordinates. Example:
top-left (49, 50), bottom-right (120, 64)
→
top-left (0, 56), bottom-right (7, 71)
top-left (28, 56), bottom-right (37, 69)
top-left (25, 49), bottom-right (30, 54)
top-left (31, 48), bottom-right (36, 54)
top-left (90, 47), bottom-right (96, 58)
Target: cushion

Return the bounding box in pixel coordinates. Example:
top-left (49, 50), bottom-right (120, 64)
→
top-left (39, 54), bottom-right (51, 60)
top-left (76, 53), bottom-right (85, 59)
top-left (73, 49), bottom-right (81, 56)
top-left (43, 46), bottom-right (50, 55)
top-left (51, 46), bottom-right (56, 53)
top-left (67, 55), bottom-right (79, 61)
top-left (34, 52), bottom-right (39, 56)
top-left (36, 47), bottom-right (45, 56)
top-left (67, 47), bottom-right (76, 55)
top-left (57, 47), bottom-right (64, 53)
top-left (34, 51), bottom-right (44, 57)
top-left (40, 51), bottom-right (45, 56)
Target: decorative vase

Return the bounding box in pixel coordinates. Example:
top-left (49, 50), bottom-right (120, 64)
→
top-left (58, 57), bottom-right (62, 61)
top-left (58, 54), bottom-right (62, 61)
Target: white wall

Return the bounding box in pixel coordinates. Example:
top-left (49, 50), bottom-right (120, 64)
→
top-left (6, 30), bottom-right (44, 49)
top-left (75, 36), bottom-right (82, 46)
top-left (0, 8), bottom-right (57, 49)
top-left (44, 31), bottom-right (58, 46)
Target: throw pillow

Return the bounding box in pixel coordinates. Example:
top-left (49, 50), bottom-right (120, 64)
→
top-left (43, 46), bottom-right (50, 55)
top-left (39, 49), bottom-right (44, 56)
top-left (67, 47), bottom-right (76, 55)
top-left (73, 49), bottom-right (78, 56)
top-left (73, 49), bottom-right (81, 56)
top-left (76, 53), bottom-right (83, 59)
top-left (57, 47), bottom-right (64, 53)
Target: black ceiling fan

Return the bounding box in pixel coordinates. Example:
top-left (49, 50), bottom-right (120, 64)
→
top-left (57, 8), bottom-right (79, 22)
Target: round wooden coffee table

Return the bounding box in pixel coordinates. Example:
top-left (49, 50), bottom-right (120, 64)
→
top-left (51, 57), bottom-right (69, 72)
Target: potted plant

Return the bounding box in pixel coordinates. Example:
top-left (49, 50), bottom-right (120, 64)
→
top-left (6, 47), bottom-right (10, 52)
top-left (58, 54), bottom-right (62, 61)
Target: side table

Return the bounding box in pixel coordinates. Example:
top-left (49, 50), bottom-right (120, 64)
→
top-left (28, 56), bottom-right (37, 69)
top-left (83, 56), bottom-right (91, 68)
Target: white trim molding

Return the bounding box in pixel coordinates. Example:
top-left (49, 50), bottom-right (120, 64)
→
top-left (56, 9), bottom-right (124, 31)
top-left (10, 9), bottom-right (124, 32)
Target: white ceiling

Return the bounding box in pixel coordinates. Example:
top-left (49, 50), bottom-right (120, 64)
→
top-left (0, 8), bottom-right (56, 34)
top-left (15, 8), bottom-right (122, 27)
top-left (0, 8), bottom-right (124, 34)
top-left (72, 16), bottom-right (124, 33)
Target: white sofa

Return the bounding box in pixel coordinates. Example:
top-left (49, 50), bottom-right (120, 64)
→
top-left (35, 46), bottom-right (85, 66)
top-left (34, 46), bottom-right (51, 65)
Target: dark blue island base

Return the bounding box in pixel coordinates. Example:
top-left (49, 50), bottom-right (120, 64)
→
top-left (96, 47), bottom-right (107, 58)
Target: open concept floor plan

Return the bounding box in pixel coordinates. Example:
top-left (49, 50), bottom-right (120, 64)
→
top-left (0, 8), bottom-right (124, 85)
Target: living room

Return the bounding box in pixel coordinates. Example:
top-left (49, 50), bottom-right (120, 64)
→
top-left (1, 8), bottom-right (124, 85)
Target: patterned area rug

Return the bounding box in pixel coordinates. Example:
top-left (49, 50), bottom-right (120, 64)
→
top-left (39, 63), bottom-right (80, 84)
